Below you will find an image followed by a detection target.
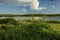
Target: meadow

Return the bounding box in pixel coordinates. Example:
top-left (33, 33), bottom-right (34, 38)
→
top-left (0, 18), bottom-right (60, 40)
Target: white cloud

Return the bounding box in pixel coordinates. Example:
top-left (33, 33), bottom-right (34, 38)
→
top-left (18, 0), bottom-right (32, 2)
top-left (52, 5), bottom-right (55, 8)
top-left (39, 7), bottom-right (47, 10)
top-left (59, 2), bottom-right (60, 4)
top-left (22, 8), bottom-right (27, 12)
top-left (30, 0), bottom-right (39, 10)
top-left (0, 0), bottom-right (47, 10)
top-left (30, 0), bottom-right (47, 10)
top-left (0, 0), bottom-right (31, 6)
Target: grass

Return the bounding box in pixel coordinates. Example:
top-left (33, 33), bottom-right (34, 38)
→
top-left (50, 23), bottom-right (60, 32)
top-left (0, 18), bottom-right (60, 40)
top-left (0, 21), bottom-right (53, 40)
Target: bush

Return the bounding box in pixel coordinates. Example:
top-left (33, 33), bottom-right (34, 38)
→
top-left (47, 20), bottom-right (60, 23)
top-left (0, 18), bottom-right (17, 25)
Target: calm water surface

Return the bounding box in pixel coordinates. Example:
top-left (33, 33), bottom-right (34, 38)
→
top-left (0, 16), bottom-right (60, 21)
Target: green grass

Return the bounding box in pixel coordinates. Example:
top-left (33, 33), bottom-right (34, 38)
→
top-left (0, 18), bottom-right (60, 40)
top-left (50, 23), bottom-right (60, 32)
top-left (0, 20), bottom-right (53, 40)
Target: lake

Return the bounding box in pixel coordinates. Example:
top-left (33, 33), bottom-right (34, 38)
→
top-left (0, 16), bottom-right (60, 21)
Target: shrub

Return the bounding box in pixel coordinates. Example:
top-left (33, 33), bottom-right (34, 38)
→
top-left (0, 18), bottom-right (17, 25)
top-left (47, 20), bottom-right (60, 23)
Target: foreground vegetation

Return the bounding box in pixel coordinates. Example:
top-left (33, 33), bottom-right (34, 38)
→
top-left (0, 18), bottom-right (60, 40)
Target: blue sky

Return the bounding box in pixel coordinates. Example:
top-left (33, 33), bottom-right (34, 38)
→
top-left (0, 0), bottom-right (60, 14)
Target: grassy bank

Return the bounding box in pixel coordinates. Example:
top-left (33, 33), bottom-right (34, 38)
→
top-left (0, 18), bottom-right (60, 40)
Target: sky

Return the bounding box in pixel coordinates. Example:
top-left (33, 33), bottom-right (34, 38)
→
top-left (0, 0), bottom-right (60, 14)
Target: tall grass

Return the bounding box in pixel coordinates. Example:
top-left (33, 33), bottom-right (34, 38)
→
top-left (0, 18), bottom-right (60, 40)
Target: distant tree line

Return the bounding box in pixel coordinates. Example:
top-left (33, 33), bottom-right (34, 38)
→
top-left (0, 14), bottom-right (60, 17)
